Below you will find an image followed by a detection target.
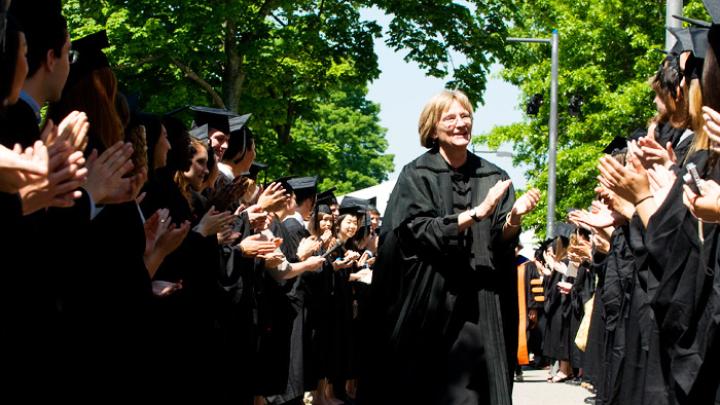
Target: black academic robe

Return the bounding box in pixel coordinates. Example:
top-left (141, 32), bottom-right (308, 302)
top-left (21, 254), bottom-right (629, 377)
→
top-left (358, 149), bottom-right (518, 405)
top-left (265, 217), bottom-right (313, 404)
top-left (596, 225), bottom-right (635, 405)
top-left (644, 151), bottom-right (720, 404)
top-left (655, 122), bottom-right (693, 166)
top-left (542, 261), bottom-right (574, 362)
top-left (584, 251), bottom-right (608, 391)
top-left (570, 261), bottom-right (595, 369)
top-left (0, 99), bottom-right (97, 377)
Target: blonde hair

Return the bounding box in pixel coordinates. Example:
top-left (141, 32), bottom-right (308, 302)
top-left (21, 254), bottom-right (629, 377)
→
top-left (418, 89), bottom-right (473, 148)
top-left (686, 79), bottom-right (708, 160)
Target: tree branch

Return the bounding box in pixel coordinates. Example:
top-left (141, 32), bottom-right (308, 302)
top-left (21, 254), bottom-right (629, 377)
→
top-left (114, 55), bottom-right (163, 71)
top-left (170, 58), bottom-right (225, 108)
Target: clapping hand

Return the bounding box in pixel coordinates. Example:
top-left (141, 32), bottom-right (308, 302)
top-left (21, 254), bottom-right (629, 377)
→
top-left (194, 206), bottom-right (236, 237)
top-left (20, 125), bottom-right (87, 214)
top-left (597, 154), bottom-right (651, 205)
top-left (511, 188), bottom-right (541, 217)
top-left (0, 141), bottom-right (48, 193)
top-left (257, 182), bottom-right (289, 212)
top-left (85, 142), bottom-right (147, 205)
top-left (238, 233), bottom-right (278, 258)
top-left (683, 179), bottom-right (720, 223)
top-left (473, 179), bottom-right (512, 220)
top-left (42, 112), bottom-right (89, 153)
top-left (703, 106), bottom-right (720, 154)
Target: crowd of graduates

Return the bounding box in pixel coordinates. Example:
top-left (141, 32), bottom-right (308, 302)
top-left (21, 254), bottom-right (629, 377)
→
top-left (0, 1), bottom-right (382, 403)
top-left (515, 2), bottom-right (720, 404)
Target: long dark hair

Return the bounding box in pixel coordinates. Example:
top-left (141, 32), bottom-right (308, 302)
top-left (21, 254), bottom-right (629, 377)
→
top-left (0, 15), bottom-right (22, 109)
top-left (703, 28), bottom-right (720, 112)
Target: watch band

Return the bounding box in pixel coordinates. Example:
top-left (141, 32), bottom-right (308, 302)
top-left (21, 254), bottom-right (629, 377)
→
top-left (470, 207), bottom-right (482, 222)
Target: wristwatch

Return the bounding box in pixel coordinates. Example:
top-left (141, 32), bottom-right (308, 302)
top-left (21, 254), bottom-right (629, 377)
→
top-left (470, 207), bottom-right (482, 222)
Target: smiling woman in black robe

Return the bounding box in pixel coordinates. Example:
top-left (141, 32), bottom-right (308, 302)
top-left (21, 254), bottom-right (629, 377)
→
top-left (358, 89), bottom-right (540, 405)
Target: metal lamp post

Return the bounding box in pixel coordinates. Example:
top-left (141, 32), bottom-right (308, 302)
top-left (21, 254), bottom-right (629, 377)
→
top-left (506, 29), bottom-right (559, 238)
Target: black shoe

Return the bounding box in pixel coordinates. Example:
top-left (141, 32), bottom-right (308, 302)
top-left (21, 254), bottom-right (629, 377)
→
top-left (566, 377), bottom-right (582, 385)
top-left (584, 396), bottom-right (596, 404)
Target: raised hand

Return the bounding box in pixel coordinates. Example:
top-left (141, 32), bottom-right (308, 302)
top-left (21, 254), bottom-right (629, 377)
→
top-left (638, 136), bottom-right (676, 168)
top-left (57, 111), bottom-right (90, 152)
top-left (647, 163), bottom-right (677, 207)
top-left (19, 140), bottom-right (87, 214)
top-left (597, 154), bottom-right (650, 205)
top-left (296, 237), bottom-right (322, 261)
top-left (217, 226), bottom-right (241, 246)
top-left (683, 179), bottom-right (720, 223)
top-left (594, 185), bottom-right (634, 221)
top-left (238, 233), bottom-right (278, 258)
top-left (257, 182), bottom-right (289, 212)
top-left (84, 141), bottom-right (146, 205)
top-left (703, 106), bottom-right (720, 153)
top-left (473, 179), bottom-right (512, 219)
top-left (511, 188), bottom-right (541, 217)
top-left (194, 206), bottom-right (236, 237)
top-left (0, 141), bottom-right (48, 193)
top-left (155, 220), bottom-right (191, 256)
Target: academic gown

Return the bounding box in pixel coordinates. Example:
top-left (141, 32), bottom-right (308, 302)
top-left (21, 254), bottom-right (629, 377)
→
top-left (357, 149), bottom-right (518, 405)
top-left (266, 217), bottom-right (314, 404)
top-left (542, 262), bottom-right (574, 362)
top-left (584, 251), bottom-right (608, 391)
top-left (0, 100), bottom-right (97, 379)
top-left (645, 151), bottom-right (720, 404)
top-left (595, 225), bottom-right (635, 405)
top-left (570, 261), bottom-right (595, 369)
top-left (255, 219), bottom-right (301, 398)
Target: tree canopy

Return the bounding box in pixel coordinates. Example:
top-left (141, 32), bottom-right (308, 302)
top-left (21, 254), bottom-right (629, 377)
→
top-left (63, 0), bottom-right (516, 191)
top-left (477, 0), bottom-right (711, 238)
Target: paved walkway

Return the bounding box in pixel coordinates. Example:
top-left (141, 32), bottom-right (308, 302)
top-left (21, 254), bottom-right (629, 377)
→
top-left (512, 369), bottom-right (593, 405)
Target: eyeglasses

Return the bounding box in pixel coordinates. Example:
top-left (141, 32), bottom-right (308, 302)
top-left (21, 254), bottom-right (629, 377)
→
top-left (441, 114), bottom-right (472, 127)
top-left (68, 49), bottom-right (79, 64)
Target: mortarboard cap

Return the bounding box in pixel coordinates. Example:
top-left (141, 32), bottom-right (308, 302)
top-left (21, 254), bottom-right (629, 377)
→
top-left (247, 161), bottom-right (268, 181)
top-left (602, 136), bottom-right (627, 154)
top-left (190, 106), bottom-right (238, 135)
top-left (669, 26), bottom-right (709, 59)
top-left (672, 14), bottom-right (712, 28)
top-left (287, 176), bottom-right (318, 201)
top-left (339, 195), bottom-right (371, 216)
top-left (703, 0), bottom-right (720, 25)
top-left (268, 176), bottom-right (294, 195)
top-left (224, 113), bottom-right (254, 163)
top-left (66, 30), bottom-right (110, 89)
top-left (553, 222), bottom-right (576, 239)
top-left (229, 113), bottom-right (252, 133)
top-left (317, 187), bottom-right (338, 206)
top-left (188, 124), bottom-right (209, 141)
top-left (689, 27), bottom-right (710, 59)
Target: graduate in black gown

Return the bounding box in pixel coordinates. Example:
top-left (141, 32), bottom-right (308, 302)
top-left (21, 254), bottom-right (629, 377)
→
top-left (358, 89), bottom-right (540, 405)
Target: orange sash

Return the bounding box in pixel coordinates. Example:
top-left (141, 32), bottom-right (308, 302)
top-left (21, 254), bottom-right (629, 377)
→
top-left (517, 262), bottom-right (529, 365)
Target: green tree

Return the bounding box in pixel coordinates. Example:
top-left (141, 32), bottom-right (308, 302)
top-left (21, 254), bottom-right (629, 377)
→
top-left (476, 0), bottom-right (710, 238)
top-left (62, 0), bottom-right (517, 190)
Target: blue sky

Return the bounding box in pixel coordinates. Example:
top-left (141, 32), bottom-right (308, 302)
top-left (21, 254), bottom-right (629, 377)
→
top-left (362, 7), bottom-right (529, 190)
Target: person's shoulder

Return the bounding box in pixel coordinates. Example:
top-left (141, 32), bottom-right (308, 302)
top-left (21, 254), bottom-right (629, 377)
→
top-left (402, 149), bottom-right (443, 172)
